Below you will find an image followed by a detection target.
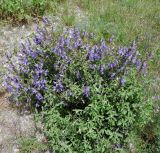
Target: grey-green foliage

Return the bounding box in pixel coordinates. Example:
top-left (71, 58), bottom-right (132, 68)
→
top-left (38, 71), bottom-right (153, 153)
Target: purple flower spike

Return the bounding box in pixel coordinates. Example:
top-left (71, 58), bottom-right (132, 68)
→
top-left (42, 17), bottom-right (49, 25)
top-left (65, 38), bottom-right (70, 46)
top-left (36, 92), bottom-right (43, 101)
top-left (136, 60), bottom-right (141, 70)
top-left (83, 86), bottom-right (90, 97)
top-left (90, 64), bottom-right (97, 70)
top-left (30, 51), bottom-right (37, 59)
top-left (99, 64), bottom-right (105, 75)
top-left (100, 40), bottom-right (108, 50)
top-left (33, 36), bottom-right (42, 45)
top-left (108, 60), bottom-right (118, 69)
top-left (32, 88), bottom-right (37, 94)
top-left (148, 52), bottom-right (154, 60)
top-left (67, 90), bottom-right (72, 97)
top-left (7, 85), bottom-right (13, 92)
top-left (23, 59), bottom-right (28, 66)
top-left (3, 81), bottom-right (13, 92)
top-left (53, 81), bottom-right (64, 93)
top-left (44, 70), bottom-right (49, 76)
top-left (76, 71), bottom-right (82, 80)
top-left (120, 78), bottom-right (126, 87)
top-left (118, 47), bottom-right (127, 56)
top-left (132, 55), bottom-right (137, 64)
top-left (127, 51), bottom-right (133, 60)
top-left (82, 31), bottom-right (87, 37)
top-left (109, 35), bottom-right (114, 43)
top-left (8, 64), bottom-right (14, 70)
top-left (110, 73), bottom-right (116, 79)
top-left (35, 26), bottom-right (43, 35)
top-left (141, 61), bottom-right (147, 74)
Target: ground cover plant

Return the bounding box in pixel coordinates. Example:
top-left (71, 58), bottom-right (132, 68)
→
top-left (4, 21), bottom-right (154, 152)
top-left (18, 137), bottom-right (47, 153)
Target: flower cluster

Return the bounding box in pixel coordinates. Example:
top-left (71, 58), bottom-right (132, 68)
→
top-left (4, 22), bottom-right (152, 108)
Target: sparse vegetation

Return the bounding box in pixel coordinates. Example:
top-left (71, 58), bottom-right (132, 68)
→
top-left (19, 137), bottom-right (48, 153)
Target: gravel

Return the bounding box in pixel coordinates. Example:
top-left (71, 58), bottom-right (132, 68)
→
top-left (0, 93), bottom-right (35, 153)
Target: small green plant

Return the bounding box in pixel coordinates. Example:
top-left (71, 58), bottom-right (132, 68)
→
top-left (62, 15), bottom-right (75, 26)
top-left (19, 137), bottom-right (48, 153)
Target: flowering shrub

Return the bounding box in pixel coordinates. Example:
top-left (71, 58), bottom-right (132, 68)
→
top-left (4, 22), bottom-right (153, 151)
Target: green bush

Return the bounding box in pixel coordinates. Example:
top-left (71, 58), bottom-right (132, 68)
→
top-left (0, 0), bottom-right (59, 23)
top-left (39, 70), bottom-right (152, 152)
top-left (5, 23), bottom-right (153, 152)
